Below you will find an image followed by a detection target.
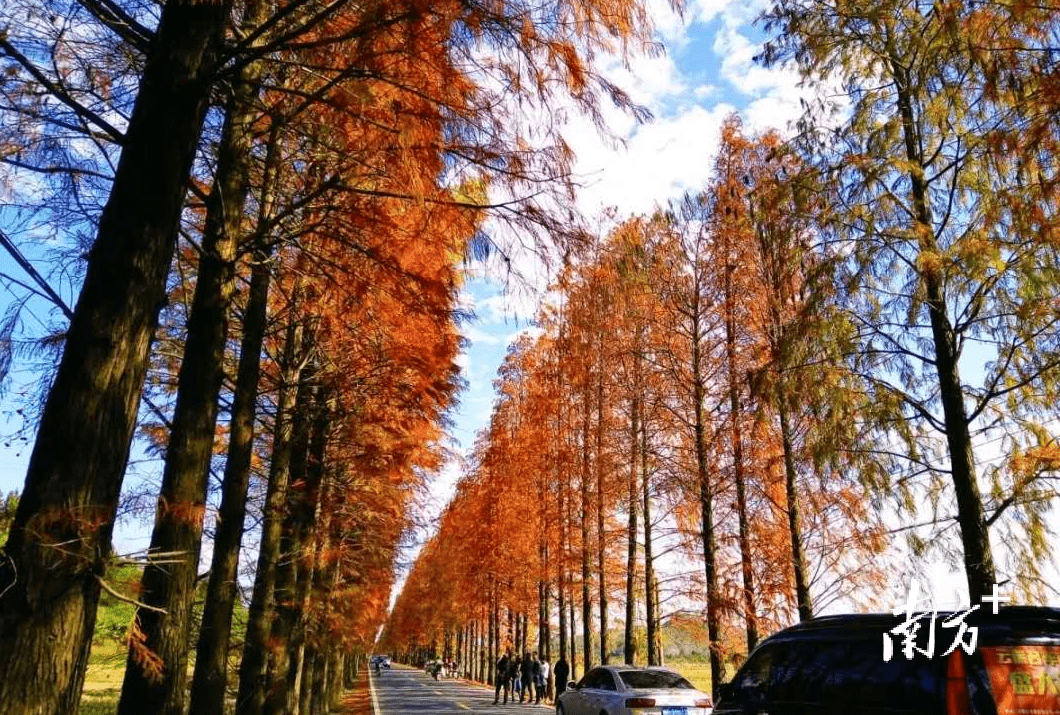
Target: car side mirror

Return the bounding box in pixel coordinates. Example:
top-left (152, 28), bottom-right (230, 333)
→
top-left (567, 681), bottom-right (579, 690)
top-left (717, 682), bottom-right (734, 702)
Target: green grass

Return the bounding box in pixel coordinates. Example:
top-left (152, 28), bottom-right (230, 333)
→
top-left (666, 661), bottom-right (715, 694)
top-left (76, 563), bottom-right (250, 713)
top-left (81, 640), bottom-right (127, 714)
top-left (79, 566), bottom-right (139, 714)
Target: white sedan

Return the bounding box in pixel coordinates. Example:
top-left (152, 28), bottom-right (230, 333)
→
top-left (557, 665), bottom-right (713, 715)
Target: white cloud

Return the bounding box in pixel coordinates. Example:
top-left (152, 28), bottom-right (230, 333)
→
top-left (600, 43), bottom-right (688, 109)
top-left (564, 101), bottom-right (736, 218)
top-left (647, 0), bottom-right (692, 49)
top-left (743, 92), bottom-right (803, 134)
top-left (714, 24), bottom-right (802, 98)
top-left (473, 289), bottom-right (542, 325)
top-left (461, 323), bottom-right (506, 346)
top-left (692, 0), bottom-right (740, 24)
top-left (693, 84), bottom-right (719, 99)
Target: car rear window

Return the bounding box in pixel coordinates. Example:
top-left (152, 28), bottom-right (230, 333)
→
top-left (618, 670), bottom-right (695, 690)
top-left (730, 639), bottom-right (943, 712)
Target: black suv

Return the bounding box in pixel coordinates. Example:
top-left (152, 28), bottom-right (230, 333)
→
top-left (714, 606), bottom-right (1060, 715)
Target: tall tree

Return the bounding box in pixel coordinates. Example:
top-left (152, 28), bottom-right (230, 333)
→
top-left (115, 1), bottom-right (273, 709)
top-left (711, 116), bottom-right (762, 650)
top-left (0, 2), bottom-right (229, 712)
top-left (761, 0), bottom-right (1060, 601)
top-left (648, 207), bottom-right (727, 690)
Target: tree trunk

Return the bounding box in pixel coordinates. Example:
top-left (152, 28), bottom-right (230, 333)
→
top-left (537, 577), bottom-right (546, 656)
top-left (692, 305), bottom-right (723, 698)
top-left (642, 415), bottom-right (659, 666)
top-left (189, 19), bottom-right (279, 707)
top-left (329, 652), bottom-right (343, 709)
top-left (890, 55), bottom-right (995, 602)
top-left (297, 461), bottom-right (339, 715)
top-left (235, 319), bottom-right (306, 715)
top-left (581, 384), bottom-right (593, 672)
top-left (508, 614), bottom-right (517, 660)
top-left (558, 535), bottom-right (567, 663)
top-left (118, 19), bottom-right (268, 707)
top-left (263, 386), bottom-right (329, 715)
top-left (310, 646), bottom-right (329, 715)
top-left (624, 393), bottom-right (639, 664)
top-left (725, 258), bottom-right (758, 652)
top-left (542, 563), bottom-right (551, 661)
top-left (295, 646), bottom-right (313, 715)
top-left (568, 590), bottom-right (577, 681)
top-left (488, 589), bottom-right (497, 686)
top-left (0, 1), bottom-right (228, 712)
top-left (652, 573), bottom-right (662, 664)
top-left (189, 248), bottom-right (272, 715)
top-left (778, 404), bottom-right (813, 620)
top-left (595, 370), bottom-right (608, 665)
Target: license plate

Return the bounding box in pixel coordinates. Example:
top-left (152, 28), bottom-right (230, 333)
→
top-left (661, 709), bottom-right (687, 715)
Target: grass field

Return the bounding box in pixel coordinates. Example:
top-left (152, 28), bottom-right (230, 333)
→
top-left (81, 640), bottom-right (126, 715)
top-left (665, 661), bottom-right (715, 694)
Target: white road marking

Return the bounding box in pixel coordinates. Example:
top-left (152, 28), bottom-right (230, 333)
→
top-left (368, 668), bottom-right (382, 715)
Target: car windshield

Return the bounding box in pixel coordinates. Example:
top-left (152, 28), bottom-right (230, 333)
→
top-left (618, 670), bottom-right (695, 690)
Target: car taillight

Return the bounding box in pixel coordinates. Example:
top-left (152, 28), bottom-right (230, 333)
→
top-left (625, 698), bottom-right (656, 707)
top-left (694, 698), bottom-right (713, 708)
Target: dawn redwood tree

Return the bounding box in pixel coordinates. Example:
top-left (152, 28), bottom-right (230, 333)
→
top-left (607, 223), bottom-right (653, 665)
top-left (188, 115), bottom-right (287, 715)
top-left (0, 1), bottom-right (229, 711)
top-left (115, 1), bottom-right (274, 711)
top-left (761, 0), bottom-right (1060, 601)
top-left (709, 117), bottom-right (763, 650)
top-left (235, 300), bottom-right (310, 715)
top-left (643, 207), bottom-right (728, 690)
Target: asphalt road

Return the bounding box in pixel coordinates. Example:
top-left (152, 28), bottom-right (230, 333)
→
top-left (369, 667), bottom-right (554, 715)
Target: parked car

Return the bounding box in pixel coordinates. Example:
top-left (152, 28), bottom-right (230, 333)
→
top-left (557, 665), bottom-right (713, 715)
top-left (714, 605), bottom-right (1060, 715)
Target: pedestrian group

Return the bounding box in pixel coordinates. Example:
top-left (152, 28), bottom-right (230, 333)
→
top-left (492, 650), bottom-right (566, 706)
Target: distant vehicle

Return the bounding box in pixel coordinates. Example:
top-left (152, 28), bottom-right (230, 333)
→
top-left (714, 606), bottom-right (1060, 715)
top-left (557, 665), bottom-right (712, 715)
top-left (370, 655), bottom-right (391, 670)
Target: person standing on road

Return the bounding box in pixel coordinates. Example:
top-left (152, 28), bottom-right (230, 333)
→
top-left (520, 651), bottom-right (534, 704)
top-left (531, 652), bottom-right (543, 704)
top-left (553, 655), bottom-right (570, 700)
top-left (494, 650), bottom-right (512, 704)
top-left (508, 656), bottom-right (517, 703)
top-left (538, 656), bottom-right (550, 703)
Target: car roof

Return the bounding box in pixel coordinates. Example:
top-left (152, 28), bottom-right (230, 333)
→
top-left (757, 605), bottom-right (1060, 645)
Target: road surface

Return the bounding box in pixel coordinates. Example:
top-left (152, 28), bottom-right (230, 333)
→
top-left (369, 667), bottom-right (554, 715)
